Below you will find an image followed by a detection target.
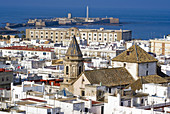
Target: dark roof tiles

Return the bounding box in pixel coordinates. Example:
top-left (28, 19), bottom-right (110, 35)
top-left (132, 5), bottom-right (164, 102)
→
top-left (112, 45), bottom-right (158, 63)
top-left (127, 75), bottom-right (167, 91)
top-left (84, 67), bottom-right (135, 87)
top-left (65, 36), bottom-right (82, 57)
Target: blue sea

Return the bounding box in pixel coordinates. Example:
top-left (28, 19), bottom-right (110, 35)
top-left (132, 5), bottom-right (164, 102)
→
top-left (0, 6), bottom-right (170, 40)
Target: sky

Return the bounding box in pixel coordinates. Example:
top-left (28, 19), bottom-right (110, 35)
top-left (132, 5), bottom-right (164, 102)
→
top-left (1, 0), bottom-right (170, 10)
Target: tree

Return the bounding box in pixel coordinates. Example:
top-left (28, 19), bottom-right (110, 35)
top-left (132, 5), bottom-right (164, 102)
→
top-left (14, 35), bottom-right (19, 38)
top-left (7, 35), bottom-right (10, 40)
top-left (20, 31), bottom-right (25, 34)
top-left (0, 35), bottom-right (3, 40)
top-left (21, 35), bottom-right (26, 38)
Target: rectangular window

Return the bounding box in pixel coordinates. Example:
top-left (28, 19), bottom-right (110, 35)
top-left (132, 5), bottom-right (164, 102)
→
top-left (15, 94), bottom-right (18, 98)
top-left (43, 52), bottom-right (46, 55)
top-left (81, 91), bottom-right (85, 96)
top-left (85, 108), bottom-right (88, 112)
top-left (109, 88), bottom-right (111, 93)
top-left (146, 71), bottom-right (148, 75)
top-left (164, 91), bottom-right (167, 96)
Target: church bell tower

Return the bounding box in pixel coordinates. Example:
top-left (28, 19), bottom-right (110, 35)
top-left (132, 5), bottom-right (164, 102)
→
top-left (63, 36), bottom-right (84, 83)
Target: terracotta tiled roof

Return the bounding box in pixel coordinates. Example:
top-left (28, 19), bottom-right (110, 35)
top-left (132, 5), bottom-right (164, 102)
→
top-left (0, 46), bottom-right (53, 52)
top-left (83, 67), bottom-right (135, 87)
top-left (65, 36), bottom-right (82, 57)
top-left (21, 98), bottom-right (47, 102)
top-left (112, 45), bottom-right (158, 63)
top-left (127, 75), bottom-right (167, 91)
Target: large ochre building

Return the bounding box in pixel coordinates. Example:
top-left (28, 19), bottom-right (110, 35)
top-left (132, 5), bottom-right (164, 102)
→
top-left (26, 27), bottom-right (132, 45)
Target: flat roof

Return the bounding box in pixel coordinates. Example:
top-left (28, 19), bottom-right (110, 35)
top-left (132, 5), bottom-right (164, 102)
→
top-left (16, 101), bottom-right (37, 105)
top-left (28, 27), bottom-right (131, 32)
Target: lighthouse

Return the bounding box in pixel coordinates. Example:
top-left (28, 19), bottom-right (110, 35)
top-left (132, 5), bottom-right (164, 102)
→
top-left (86, 6), bottom-right (89, 20)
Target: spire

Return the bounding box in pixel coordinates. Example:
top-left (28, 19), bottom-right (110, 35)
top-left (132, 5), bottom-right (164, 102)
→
top-left (65, 36), bottom-right (83, 57)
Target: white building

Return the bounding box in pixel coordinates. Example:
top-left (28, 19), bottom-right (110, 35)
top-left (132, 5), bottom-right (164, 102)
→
top-left (112, 45), bottom-right (158, 80)
top-left (55, 40), bottom-right (125, 59)
top-left (161, 64), bottom-right (170, 76)
top-left (126, 40), bottom-right (150, 52)
top-left (0, 46), bottom-right (55, 60)
top-left (104, 94), bottom-right (164, 114)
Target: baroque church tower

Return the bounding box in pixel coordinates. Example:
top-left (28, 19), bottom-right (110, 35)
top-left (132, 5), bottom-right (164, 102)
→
top-left (63, 36), bottom-right (84, 83)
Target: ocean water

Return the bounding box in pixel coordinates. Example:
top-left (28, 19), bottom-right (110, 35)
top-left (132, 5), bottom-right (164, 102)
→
top-left (0, 7), bottom-right (170, 40)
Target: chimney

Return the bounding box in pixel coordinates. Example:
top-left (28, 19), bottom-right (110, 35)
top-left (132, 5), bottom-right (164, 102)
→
top-left (131, 98), bottom-right (134, 107)
top-left (89, 99), bottom-right (92, 109)
top-left (42, 82), bottom-right (45, 93)
top-left (31, 81), bottom-right (35, 87)
top-left (117, 92), bottom-right (121, 106)
top-left (22, 82), bottom-right (24, 91)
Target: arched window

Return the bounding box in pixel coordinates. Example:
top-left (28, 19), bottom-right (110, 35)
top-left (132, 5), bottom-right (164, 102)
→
top-left (146, 71), bottom-right (148, 76)
top-left (66, 66), bottom-right (69, 75)
top-left (79, 66), bottom-right (81, 75)
top-left (124, 63), bottom-right (126, 67)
